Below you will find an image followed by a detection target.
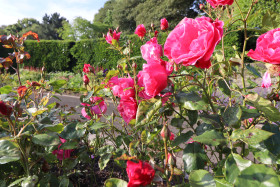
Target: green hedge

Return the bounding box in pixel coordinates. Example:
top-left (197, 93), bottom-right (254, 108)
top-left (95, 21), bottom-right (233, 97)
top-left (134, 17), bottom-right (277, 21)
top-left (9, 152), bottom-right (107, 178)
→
top-left (24, 40), bottom-right (75, 72)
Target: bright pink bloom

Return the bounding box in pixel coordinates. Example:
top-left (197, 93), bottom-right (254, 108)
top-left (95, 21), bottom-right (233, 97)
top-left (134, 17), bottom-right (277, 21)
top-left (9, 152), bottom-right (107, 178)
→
top-left (261, 72), bottom-right (272, 88)
top-left (164, 16), bottom-right (223, 69)
top-left (160, 18), bottom-right (169, 31)
top-left (111, 77), bottom-right (135, 98)
top-left (117, 96), bottom-right (137, 124)
top-left (137, 63), bottom-right (168, 98)
top-left (105, 30), bottom-right (121, 44)
top-left (135, 24), bottom-right (146, 38)
top-left (83, 64), bottom-right (94, 74)
top-left (52, 137), bottom-right (74, 161)
top-left (126, 160), bottom-right (155, 187)
top-left (81, 97), bottom-right (107, 119)
top-left (141, 37), bottom-right (163, 63)
top-left (206, 0), bottom-right (234, 8)
top-left (247, 28), bottom-right (280, 65)
top-left (0, 101), bottom-right (12, 116)
top-left (83, 74), bottom-right (89, 85)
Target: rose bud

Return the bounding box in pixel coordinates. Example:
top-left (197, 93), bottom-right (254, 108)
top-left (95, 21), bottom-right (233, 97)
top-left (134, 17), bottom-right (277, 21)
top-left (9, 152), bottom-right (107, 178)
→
top-left (160, 18), bottom-right (169, 31)
top-left (83, 75), bottom-right (89, 85)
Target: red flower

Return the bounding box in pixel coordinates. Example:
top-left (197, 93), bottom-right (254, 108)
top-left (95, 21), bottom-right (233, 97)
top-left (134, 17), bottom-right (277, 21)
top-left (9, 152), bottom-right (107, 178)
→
top-left (0, 101), bottom-right (12, 116)
top-left (111, 76), bottom-right (135, 98)
top-left (206, 0), bottom-right (234, 8)
top-left (247, 28), bottom-right (280, 65)
top-left (17, 86), bottom-right (28, 97)
top-left (83, 64), bottom-right (94, 74)
top-left (81, 97), bottom-right (107, 119)
top-left (83, 74), bottom-right (89, 85)
top-left (164, 16), bottom-right (223, 69)
top-left (141, 37), bottom-right (163, 64)
top-left (160, 18), bottom-right (169, 31)
top-left (135, 24), bottom-right (146, 38)
top-left (137, 63), bottom-right (168, 98)
top-left (117, 96), bottom-right (137, 124)
top-left (126, 160), bottom-right (155, 187)
top-left (52, 137), bottom-right (74, 161)
top-left (105, 30), bottom-right (121, 44)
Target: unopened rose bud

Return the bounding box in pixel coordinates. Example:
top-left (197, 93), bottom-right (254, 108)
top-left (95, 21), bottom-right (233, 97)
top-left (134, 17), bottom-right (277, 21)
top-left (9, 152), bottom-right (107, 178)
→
top-left (168, 152), bottom-right (176, 167)
top-left (160, 125), bottom-right (170, 141)
top-left (83, 75), bottom-right (89, 85)
top-left (132, 63), bottom-right (137, 70)
top-left (154, 30), bottom-right (159, 37)
top-left (109, 29), bottom-right (113, 35)
top-left (117, 64), bottom-right (123, 70)
top-left (199, 4), bottom-right (204, 9)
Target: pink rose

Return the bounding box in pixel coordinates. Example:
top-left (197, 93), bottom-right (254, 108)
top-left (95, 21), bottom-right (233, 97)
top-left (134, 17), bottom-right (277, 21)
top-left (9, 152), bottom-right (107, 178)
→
top-left (81, 97), bottom-right (107, 119)
top-left (83, 64), bottom-right (94, 74)
top-left (261, 71), bottom-right (272, 88)
top-left (83, 74), bottom-right (89, 85)
top-left (160, 18), bottom-right (169, 31)
top-left (164, 16), bottom-right (223, 69)
top-left (111, 77), bottom-right (135, 98)
top-left (141, 37), bottom-right (163, 63)
top-left (135, 24), bottom-right (146, 38)
top-left (105, 29), bottom-right (121, 44)
top-left (126, 160), bottom-right (155, 187)
top-left (52, 137), bottom-right (74, 161)
top-left (137, 63), bottom-right (168, 98)
top-left (247, 28), bottom-right (280, 65)
top-left (117, 96), bottom-right (137, 124)
top-left (206, 0), bottom-right (234, 8)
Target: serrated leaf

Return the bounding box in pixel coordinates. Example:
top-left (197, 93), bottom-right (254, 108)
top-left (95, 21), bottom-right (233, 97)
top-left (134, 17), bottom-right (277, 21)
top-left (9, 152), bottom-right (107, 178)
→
top-left (172, 131), bottom-right (193, 147)
top-left (182, 142), bottom-right (207, 173)
top-left (193, 130), bottom-right (226, 146)
top-left (32, 133), bottom-right (60, 146)
top-left (245, 93), bottom-right (280, 122)
top-left (230, 128), bottom-right (274, 146)
top-left (0, 140), bottom-right (20, 164)
top-left (175, 91), bottom-right (208, 110)
top-left (218, 79), bottom-right (231, 96)
top-left (222, 106), bottom-right (242, 127)
top-left (189, 170), bottom-right (216, 187)
top-left (135, 98), bottom-right (162, 126)
top-left (235, 164), bottom-right (279, 186)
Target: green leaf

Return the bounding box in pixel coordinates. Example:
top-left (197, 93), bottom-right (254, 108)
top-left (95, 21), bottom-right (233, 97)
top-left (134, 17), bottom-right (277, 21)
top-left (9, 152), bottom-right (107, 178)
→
top-left (96, 145), bottom-right (114, 156)
top-left (99, 153), bottom-right (112, 170)
top-left (59, 141), bottom-right (78, 150)
top-left (215, 178), bottom-right (233, 187)
top-left (135, 98), bottom-right (162, 126)
top-left (230, 128), bottom-right (274, 146)
top-left (89, 122), bottom-right (109, 131)
top-left (49, 79), bottom-right (67, 89)
top-left (21, 175), bottom-right (38, 187)
top-left (222, 106), bottom-right (242, 127)
top-left (46, 123), bottom-right (64, 133)
top-left (32, 133), bottom-right (60, 146)
top-left (189, 170), bottom-right (216, 187)
top-left (193, 130), bottom-right (226, 146)
top-left (175, 91), bottom-right (208, 110)
top-left (171, 118), bottom-right (185, 128)
top-left (199, 114), bottom-right (221, 127)
top-left (0, 140), bottom-right (20, 164)
top-left (262, 123), bottom-right (280, 155)
top-left (8, 177), bottom-right (26, 187)
top-left (224, 154), bottom-right (252, 184)
top-left (59, 176), bottom-right (69, 187)
top-left (245, 93), bottom-right (280, 122)
top-left (0, 85), bottom-right (13, 94)
top-left (104, 178), bottom-right (128, 187)
top-left (218, 79), bottom-right (231, 96)
top-left (235, 164), bottom-right (279, 186)
top-left (241, 107), bottom-right (260, 120)
top-left (182, 142), bottom-right (207, 173)
top-left (60, 122), bottom-right (86, 140)
top-left (187, 110), bottom-right (198, 126)
top-left (172, 131), bottom-right (193, 147)
top-left (245, 64), bottom-right (261, 78)
top-left (195, 123), bottom-right (214, 136)
top-left (250, 142), bottom-right (278, 165)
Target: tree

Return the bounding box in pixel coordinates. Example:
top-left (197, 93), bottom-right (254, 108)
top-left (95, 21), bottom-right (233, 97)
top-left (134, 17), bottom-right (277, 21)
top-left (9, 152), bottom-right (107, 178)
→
top-left (94, 0), bottom-right (116, 24)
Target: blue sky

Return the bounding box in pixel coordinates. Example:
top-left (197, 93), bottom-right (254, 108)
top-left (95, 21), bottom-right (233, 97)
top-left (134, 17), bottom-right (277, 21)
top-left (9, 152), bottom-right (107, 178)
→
top-left (0, 0), bottom-right (108, 26)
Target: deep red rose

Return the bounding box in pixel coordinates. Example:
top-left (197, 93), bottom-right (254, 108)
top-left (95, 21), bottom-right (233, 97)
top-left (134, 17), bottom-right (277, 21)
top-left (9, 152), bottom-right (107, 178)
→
top-left (164, 16), bottom-right (223, 69)
top-left (206, 0), bottom-right (234, 8)
top-left (160, 18), bottom-right (169, 31)
top-left (247, 28), bottom-right (280, 65)
top-left (0, 101), bottom-right (12, 117)
top-left (126, 160), bottom-right (155, 187)
top-left (135, 24), bottom-right (146, 38)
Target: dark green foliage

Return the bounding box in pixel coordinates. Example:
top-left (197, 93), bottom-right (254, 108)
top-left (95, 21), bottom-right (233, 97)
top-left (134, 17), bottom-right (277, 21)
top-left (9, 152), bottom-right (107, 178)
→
top-left (24, 40), bottom-right (75, 72)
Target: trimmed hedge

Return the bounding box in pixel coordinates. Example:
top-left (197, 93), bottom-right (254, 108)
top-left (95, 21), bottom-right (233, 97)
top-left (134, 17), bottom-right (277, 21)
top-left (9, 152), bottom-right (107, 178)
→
top-left (24, 40), bottom-right (75, 72)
